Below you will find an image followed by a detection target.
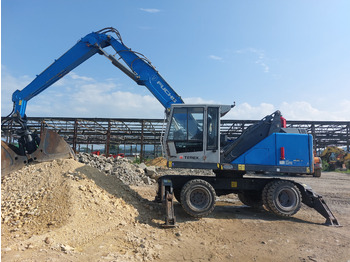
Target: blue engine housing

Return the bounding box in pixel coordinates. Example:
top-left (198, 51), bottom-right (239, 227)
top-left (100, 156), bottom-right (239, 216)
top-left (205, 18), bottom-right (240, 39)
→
top-left (231, 133), bottom-right (314, 173)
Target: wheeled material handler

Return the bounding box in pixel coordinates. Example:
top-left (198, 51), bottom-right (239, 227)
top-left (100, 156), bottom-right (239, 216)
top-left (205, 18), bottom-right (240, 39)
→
top-left (1, 27), bottom-right (338, 227)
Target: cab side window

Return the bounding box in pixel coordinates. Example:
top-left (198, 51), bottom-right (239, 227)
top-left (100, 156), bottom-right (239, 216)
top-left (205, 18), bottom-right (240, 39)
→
top-left (168, 107), bottom-right (204, 153)
top-left (207, 107), bottom-right (219, 151)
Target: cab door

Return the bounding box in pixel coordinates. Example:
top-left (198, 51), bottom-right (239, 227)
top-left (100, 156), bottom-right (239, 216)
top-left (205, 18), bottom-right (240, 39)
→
top-left (165, 105), bottom-right (220, 164)
top-left (205, 107), bottom-right (220, 163)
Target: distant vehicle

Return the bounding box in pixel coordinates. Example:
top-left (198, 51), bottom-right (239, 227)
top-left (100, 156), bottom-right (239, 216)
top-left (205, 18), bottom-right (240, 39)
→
top-left (321, 146), bottom-right (350, 171)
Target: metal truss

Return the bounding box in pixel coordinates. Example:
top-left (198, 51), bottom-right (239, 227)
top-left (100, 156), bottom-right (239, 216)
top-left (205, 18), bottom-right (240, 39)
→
top-left (2, 117), bottom-right (349, 158)
top-left (221, 119), bottom-right (350, 152)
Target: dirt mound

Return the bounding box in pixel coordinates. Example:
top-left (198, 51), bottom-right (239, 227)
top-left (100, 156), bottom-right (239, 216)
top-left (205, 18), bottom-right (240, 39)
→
top-left (146, 157), bottom-right (167, 167)
top-left (1, 159), bottom-right (161, 261)
top-left (1, 159), bottom-right (81, 236)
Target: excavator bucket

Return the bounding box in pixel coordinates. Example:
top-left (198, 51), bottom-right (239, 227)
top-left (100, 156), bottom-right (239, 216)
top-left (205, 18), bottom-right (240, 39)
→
top-left (1, 128), bottom-right (74, 177)
top-left (30, 128), bottom-right (75, 163)
top-left (1, 141), bottom-right (28, 176)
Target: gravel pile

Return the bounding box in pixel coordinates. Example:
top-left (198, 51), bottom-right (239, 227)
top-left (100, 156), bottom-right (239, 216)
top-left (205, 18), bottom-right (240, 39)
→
top-left (1, 158), bottom-right (160, 261)
top-left (77, 153), bottom-right (159, 186)
top-left (1, 153), bottom-right (213, 234)
top-left (1, 159), bottom-right (79, 234)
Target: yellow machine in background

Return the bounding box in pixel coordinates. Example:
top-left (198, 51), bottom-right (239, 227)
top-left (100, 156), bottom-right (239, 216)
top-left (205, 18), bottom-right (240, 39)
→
top-left (320, 146), bottom-right (350, 171)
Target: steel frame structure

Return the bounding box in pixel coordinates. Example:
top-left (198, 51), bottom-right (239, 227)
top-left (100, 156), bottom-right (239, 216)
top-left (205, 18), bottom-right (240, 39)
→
top-left (221, 119), bottom-right (350, 153)
top-left (2, 117), bottom-right (349, 159)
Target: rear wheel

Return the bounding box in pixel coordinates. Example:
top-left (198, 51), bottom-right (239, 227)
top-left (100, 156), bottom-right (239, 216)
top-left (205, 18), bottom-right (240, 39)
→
top-left (262, 181), bottom-right (274, 212)
top-left (265, 180), bottom-right (302, 217)
top-left (180, 179), bottom-right (216, 217)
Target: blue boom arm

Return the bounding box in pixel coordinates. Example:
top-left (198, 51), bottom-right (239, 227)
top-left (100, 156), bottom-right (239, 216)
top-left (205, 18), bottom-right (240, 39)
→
top-left (11, 27), bottom-right (183, 117)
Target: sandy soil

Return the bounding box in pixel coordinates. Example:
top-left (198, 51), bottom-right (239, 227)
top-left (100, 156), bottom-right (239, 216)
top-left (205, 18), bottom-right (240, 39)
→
top-left (1, 159), bottom-right (349, 262)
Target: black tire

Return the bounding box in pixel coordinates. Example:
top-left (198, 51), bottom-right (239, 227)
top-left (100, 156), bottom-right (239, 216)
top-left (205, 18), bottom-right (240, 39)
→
top-left (262, 181), bottom-right (275, 212)
top-left (266, 180), bottom-right (302, 217)
top-left (180, 179), bottom-right (216, 218)
top-left (237, 191), bottom-right (263, 208)
top-left (313, 169), bottom-right (321, 177)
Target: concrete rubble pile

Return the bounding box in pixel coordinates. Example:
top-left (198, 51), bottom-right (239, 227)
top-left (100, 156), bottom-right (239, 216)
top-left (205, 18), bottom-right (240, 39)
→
top-left (1, 159), bottom-right (79, 233)
top-left (77, 153), bottom-right (160, 186)
top-left (1, 158), bottom-right (162, 261)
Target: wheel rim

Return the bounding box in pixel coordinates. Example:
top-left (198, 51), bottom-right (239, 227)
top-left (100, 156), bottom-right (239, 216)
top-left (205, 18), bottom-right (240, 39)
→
top-left (275, 188), bottom-right (298, 211)
top-left (188, 186), bottom-right (211, 211)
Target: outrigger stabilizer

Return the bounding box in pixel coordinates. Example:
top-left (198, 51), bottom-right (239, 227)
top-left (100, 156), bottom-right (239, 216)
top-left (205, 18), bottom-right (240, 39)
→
top-left (158, 179), bottom-right (177, 228)
top-left (299, 184), bottom-right (340, 226)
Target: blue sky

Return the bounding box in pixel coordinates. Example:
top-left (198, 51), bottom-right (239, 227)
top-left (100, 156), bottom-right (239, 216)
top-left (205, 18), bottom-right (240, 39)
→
top-left (1, 0), bottom-right (350, 120)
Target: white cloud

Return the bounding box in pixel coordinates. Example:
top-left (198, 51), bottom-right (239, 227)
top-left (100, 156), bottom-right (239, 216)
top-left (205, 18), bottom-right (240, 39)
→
top-left (279, 101), bottom-right (350, 121)
top-left (69, 72), bottom-right (94, 82)
top-left (255, 60), bottom-right (269, 73)
top-left (224, 100), bottom-right (350, 121)
top-left (208, 55), bottom-right (223, 61)
top-left (224, 102), bottom-right (276, 120)
top-left (1, 67), bottom-right (31, 116)
top-left (235, 48), bottom-right (270, 73)
top-left (2, 69), bottom-right (349, 121)
top-left (139, 8), bottom-right (161, 13)
top-left (183, 97), bottom-right (217, 105)
top-left (1, 69), bottom-right (165, 118)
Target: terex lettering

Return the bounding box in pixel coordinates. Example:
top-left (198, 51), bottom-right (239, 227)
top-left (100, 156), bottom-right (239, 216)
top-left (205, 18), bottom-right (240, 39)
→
top-left (184, 156), bottom-right (199, 160)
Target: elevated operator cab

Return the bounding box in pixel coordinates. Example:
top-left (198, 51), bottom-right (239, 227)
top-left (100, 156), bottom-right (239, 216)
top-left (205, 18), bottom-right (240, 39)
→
top-left (164, 104), bottom-right (232, 169)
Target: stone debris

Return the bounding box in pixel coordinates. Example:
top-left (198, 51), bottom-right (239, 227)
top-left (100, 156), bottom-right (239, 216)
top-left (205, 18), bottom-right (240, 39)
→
top-left (60, 244), bottom-right (75, 253)
top-left (77, 153), bottom-right (215, 185)
top-left (1, 153), bottom-right (214, 262)
top-left (44, 237), bottom-right (53, 244)
top-left (1, 157), bottom-right (157, 261)
top-left (1, 160), bottom-right (72, 232)
top-left (1, 154), bottom-right (213, 235)
top-left (77, 153), bottom-right (158, 186)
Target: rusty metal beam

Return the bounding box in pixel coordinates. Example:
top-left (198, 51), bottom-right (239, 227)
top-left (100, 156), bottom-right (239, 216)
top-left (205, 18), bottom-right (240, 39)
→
top-left (2, 117), bottom-right (349, 157)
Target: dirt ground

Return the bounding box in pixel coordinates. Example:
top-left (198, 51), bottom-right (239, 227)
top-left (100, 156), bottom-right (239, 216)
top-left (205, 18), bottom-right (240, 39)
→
top-left (1, 159), bottom-right (350, 262)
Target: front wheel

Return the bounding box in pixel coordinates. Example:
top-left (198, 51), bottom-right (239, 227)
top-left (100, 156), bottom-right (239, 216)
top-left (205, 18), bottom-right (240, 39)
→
top-left (180, 179), bottom-right (216, 218)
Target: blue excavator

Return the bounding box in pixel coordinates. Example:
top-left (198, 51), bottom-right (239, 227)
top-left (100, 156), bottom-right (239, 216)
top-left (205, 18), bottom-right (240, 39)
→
top-left (1, 27), bottom-right (338, 227)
